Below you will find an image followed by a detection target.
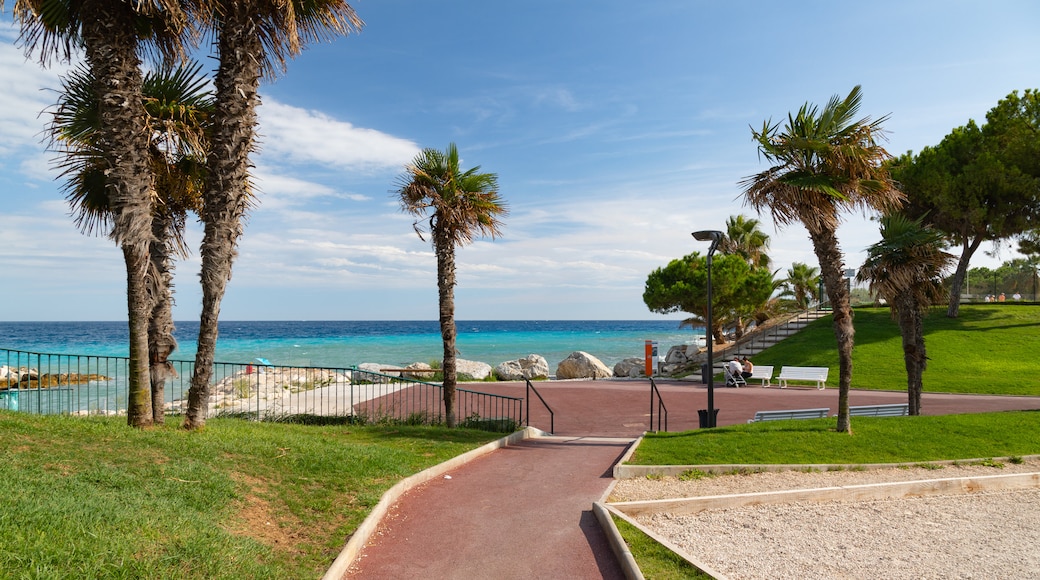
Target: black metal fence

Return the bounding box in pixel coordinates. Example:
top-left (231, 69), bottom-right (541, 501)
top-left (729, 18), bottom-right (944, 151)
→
top-left (0, 348), bottom-right (523, 432)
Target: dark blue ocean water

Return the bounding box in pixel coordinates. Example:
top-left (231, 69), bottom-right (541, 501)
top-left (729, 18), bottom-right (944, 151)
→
top-left (0, 320), bottom-right (700, 370)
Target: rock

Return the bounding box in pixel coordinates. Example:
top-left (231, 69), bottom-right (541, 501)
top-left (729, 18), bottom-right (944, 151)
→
top-left (356, 363), bottom-right (398, 383)
top-left (495, 355), bottom-right (550, 381)
top-left (613, 357), bottom-right (646, 378)
top-left (665, 344), bottom-right (703, 364)
top-left (455, 359), bottom-right (493, 381)
top-left (402, 362), bottom-right (435, 380)
top-left (555, 351), bottom-right (612, 380)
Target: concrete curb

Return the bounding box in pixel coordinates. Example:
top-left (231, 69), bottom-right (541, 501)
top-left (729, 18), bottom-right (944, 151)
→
top-left (611, 433), bottom-right (645, 478)
top-left (613, 454), bottom-right (1040, 479)
top-left (322, 426), bottom-right (548, 580)
top-left (609, 471), bottom-right (1040, 517)
top-left (594, 501), bottom-right (727, 580)
top-left (592, 501), bottom-right (644, 580)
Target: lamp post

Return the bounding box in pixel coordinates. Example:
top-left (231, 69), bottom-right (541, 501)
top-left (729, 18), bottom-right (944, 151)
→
top-left (693, 230), bottom-right (723, 428)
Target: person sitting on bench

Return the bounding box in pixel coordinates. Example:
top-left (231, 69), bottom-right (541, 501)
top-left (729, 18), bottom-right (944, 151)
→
top-left (725, 357), bottom-right (747, 387)
top-left (740, 356), bottom-right (754, 380)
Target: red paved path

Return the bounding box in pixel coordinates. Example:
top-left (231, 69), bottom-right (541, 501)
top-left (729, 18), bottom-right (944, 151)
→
top-left (340, 380), bottom-right (1040, 579)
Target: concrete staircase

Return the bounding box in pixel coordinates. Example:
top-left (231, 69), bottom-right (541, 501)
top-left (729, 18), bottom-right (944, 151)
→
top-left (701, 308), bottom-right (832, 374)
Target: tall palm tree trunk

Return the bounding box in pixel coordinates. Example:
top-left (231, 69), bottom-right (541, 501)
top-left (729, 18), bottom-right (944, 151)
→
top-left (149, 209), bottom-right (179, 424)
top-left (81, 4), bottom-right (155, 428)
top-left (184, 12), bottom-right (261, 430)
top-left (435, 226), bottom-right (459, 428)
top-left (808, 227), bottom-right (854, 433)
top-left (897, 294), bottom-right (926, 415)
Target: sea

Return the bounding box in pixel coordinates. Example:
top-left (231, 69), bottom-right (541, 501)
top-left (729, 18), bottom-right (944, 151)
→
top-left (0, 320), bottom-right (702, 370)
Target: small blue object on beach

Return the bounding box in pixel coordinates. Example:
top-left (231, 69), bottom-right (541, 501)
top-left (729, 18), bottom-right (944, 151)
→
top-left (255, 357), bottom-right (272, 366)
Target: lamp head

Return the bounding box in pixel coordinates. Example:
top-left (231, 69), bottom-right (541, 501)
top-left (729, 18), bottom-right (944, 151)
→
top-left (692, 230), bottom-right (724, 255)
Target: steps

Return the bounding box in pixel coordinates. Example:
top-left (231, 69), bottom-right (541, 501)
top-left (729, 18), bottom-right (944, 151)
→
top-left (701, 309), bottom-right (831, 373)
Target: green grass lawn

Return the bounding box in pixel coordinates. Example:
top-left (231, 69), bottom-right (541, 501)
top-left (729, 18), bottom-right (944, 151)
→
top-left (629, 410), bottom-right (1040, 466)
top-left (0, 413), bottom-right (500, 579)
top-left (748, 303), bottom-right (1040, 395)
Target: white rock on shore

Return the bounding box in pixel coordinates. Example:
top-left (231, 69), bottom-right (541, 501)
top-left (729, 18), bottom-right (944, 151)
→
top-left (612, 357), bottom-right (646, 378)
top-left (555, 351), bottom-right (612, 380)
top-left (495, 355), bottom-right (550, 381)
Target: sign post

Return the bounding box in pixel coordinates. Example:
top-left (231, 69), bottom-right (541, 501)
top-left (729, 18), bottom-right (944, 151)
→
top-left (644, 340), bottom-right (658, 376)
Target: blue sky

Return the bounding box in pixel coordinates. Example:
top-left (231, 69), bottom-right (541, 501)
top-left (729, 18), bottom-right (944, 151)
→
top-left (1, 1), bottom-right (1038, 321)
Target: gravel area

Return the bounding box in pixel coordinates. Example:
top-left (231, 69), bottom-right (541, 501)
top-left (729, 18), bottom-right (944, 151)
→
top-left (609, 459), bottom-right (1040, 579)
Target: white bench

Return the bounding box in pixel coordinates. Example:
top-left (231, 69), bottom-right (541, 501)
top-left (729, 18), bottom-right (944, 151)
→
top-left (846, 403), bottom-right (909, 417)
top-left (748, 365), bottom-right (774, 387)
top-left (748, 407), bottom-right (830, 422)
top-left (777, 366), bottom-right (829, 390)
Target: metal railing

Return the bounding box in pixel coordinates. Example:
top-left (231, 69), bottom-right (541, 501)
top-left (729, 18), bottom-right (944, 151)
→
top-left (725, 308), bottom-right (830, 360)
top-left (524, 378), bottom-right (554, 434)
top-left (649, 377), bottom-right (668, 432)
top-left (0, 349), bottom-right (523, 432)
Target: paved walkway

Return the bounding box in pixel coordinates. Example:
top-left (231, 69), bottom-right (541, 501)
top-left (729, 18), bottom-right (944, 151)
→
top-left (338, 381), bottom-right (1040, 578)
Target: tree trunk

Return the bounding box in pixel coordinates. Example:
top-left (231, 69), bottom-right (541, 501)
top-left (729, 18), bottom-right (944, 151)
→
top-left (897, 293), bottom-right (926, 415)
top-left (185, 11), bottom-right (261, 430)
top-left (946, 236), bottom-right (985, 318)
top-left (435, 226), bottom-right (458, 428)
top-left (81, 4), bottom-right (155, 428)
top-left (809, 227), bottom-right (854, 433)
top-left (149, 209), bottom-right (179, 424)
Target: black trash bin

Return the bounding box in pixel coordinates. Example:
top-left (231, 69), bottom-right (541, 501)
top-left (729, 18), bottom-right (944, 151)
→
top-left (698, 408), bottom-right (719, 428)
top-left (700, 363), bottom-right (709, 384)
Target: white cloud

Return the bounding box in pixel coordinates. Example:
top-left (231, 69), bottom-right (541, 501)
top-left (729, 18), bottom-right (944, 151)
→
top-left (0, 31), bottom-right (68, 159)
top-left (257, 99), bottom-right (420, 171)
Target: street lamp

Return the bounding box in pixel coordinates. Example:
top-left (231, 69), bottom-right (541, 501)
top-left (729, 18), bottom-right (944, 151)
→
top-left (693, 230), bottom-right (723, 428)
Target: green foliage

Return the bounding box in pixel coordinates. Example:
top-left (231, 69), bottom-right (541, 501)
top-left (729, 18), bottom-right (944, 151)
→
top-left (232, 378), bottom-right (252, 398)
top-left (0, 413), bottom-right (499, 579)
top-left (780, 262), bottom-right (821, 309)
top-left (459, 413), bottom-right (518, 432)
top-left (677, 468), bottom-right (713, 481)
top-left (643, 252), bottom-right (774, 337)
top-left (891, 89), bottom-right (1040, 311)
top-left (630, 411), bottom-right (1040, 466)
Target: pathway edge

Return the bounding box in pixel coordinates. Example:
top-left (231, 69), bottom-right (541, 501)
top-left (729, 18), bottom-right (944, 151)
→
top-left (322, 426), bottom-right (548, 580)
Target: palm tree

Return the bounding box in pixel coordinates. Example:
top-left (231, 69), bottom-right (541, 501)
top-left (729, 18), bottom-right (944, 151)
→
top-left (15, 0), bottom-right (192, 427)
top-left (721, 214), bottom-right (771, 270)
top-left (396, 144), bottom-right (507, 428)
top-left (49, 61), bottom-right (213, 423)
top-left (182, 1), bottom-right (362, 430)
top-left (719, 214), bottom-right (772, 337)
top-left (782, 262), bottom-right (821, 310)
top-left (740, 86), bottom-right (904, 433)
top-left (857, 214), bottom-right (954, 414)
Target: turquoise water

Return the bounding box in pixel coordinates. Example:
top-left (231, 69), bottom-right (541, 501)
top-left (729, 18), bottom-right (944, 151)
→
top-left (1, 320), bottom-right (701, 370)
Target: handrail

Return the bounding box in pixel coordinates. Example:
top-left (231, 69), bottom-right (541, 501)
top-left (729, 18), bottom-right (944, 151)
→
top-left (649, 377), bottom-right (668, 432)
top-left (0, 349), bottom-right (523, 431)
top-left (524, 378), bottom-right (554, 434)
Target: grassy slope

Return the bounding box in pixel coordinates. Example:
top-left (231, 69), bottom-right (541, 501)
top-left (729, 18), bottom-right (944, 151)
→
top-left (0, 413), bottom-right (499, 579)
top-left (748, 304), bottom-right (1040, 395)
